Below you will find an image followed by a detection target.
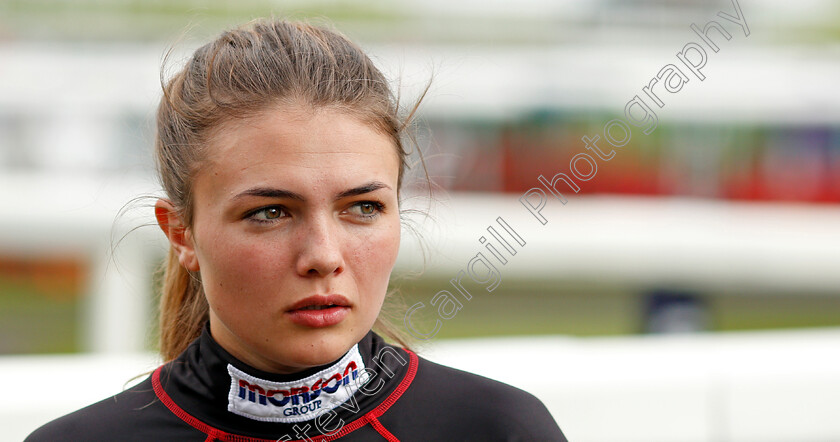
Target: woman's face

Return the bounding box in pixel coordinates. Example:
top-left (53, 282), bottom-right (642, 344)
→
top-left (181, 104), bottom-right (400, 373)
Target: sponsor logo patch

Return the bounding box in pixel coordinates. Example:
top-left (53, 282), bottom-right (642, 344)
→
top-left (227, 344), bottom-right (366, 423)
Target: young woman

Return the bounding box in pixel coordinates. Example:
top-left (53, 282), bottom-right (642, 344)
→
top-left (27, 18), bottom-right (566, 441)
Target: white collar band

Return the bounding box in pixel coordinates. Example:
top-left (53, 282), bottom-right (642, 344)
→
top-left (226, 344), bottom-right (366, 423)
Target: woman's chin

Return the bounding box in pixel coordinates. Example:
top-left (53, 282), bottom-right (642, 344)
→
top-left (270, 335), bottom-right (357, 371)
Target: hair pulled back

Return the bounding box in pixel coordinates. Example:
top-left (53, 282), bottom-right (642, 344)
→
top-left (155, 19), bottom-right (419, 361)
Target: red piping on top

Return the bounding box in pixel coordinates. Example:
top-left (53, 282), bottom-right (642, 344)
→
top-left (152, 349), bottom-right (419, 442)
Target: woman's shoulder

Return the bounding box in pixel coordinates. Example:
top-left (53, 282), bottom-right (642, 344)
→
top-left (388, 352), bottom-right (567, 441)
top-left (24, 374), bottom-right (202, 442)
top-left (412, 355), bottom-right (547, 404)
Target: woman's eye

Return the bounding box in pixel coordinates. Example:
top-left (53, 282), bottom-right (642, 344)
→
top-left (248, 206), bottom-right (287, 222)
top-left (348, 201), bottom-right (384, 219)
top-left (358, 202), bottom-right (376, 215)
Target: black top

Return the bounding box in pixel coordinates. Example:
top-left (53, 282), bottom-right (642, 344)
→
top-left (26, 326), bottom-right (566, 441)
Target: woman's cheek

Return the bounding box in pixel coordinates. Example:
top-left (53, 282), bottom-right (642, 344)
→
top-left (207, 236), bottom-right (284, 299)
top-left (354, 224), bottom-right (400, 283)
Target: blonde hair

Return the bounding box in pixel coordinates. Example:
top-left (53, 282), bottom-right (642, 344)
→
top-left (155, 18), bottom-right (424, 361)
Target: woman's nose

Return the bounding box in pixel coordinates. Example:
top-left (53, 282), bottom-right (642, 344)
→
top-left (295, 217), bottom-right (344, 277)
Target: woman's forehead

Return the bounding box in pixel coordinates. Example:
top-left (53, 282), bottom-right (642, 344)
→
top-left (209, 105), bottom-right (394, 157)
top-left (197, 105), bottom-right (400, 199)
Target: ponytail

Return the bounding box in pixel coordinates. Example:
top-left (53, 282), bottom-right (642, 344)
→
top-left (158, 247), bottom-right (207, 361)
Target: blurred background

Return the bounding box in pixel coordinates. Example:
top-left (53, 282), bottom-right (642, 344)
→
top-left (2, 0), bottom-right (840, 440)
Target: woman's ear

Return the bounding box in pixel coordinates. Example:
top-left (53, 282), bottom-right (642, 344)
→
top-left (154, 198), bottom-right (200, 272)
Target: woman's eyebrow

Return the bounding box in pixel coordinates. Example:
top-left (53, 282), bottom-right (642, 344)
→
top-left (334, 181), bottom-right (390, 200)
top-left (232, 181), bottom-right (390, 202)
top-left (233, 187), bottom-right (305, 201)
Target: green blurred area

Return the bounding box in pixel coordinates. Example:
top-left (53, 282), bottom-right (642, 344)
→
top-left (393, 278), bottom-right (840, 339)
top-left (0, 0), bottom-right (400, 44)
top-left (4, 270), bottom-right (840, 354)
top-left (3, 0), bottom-right (840, 45)
top-left (0, 277), bottom-right (81, 354)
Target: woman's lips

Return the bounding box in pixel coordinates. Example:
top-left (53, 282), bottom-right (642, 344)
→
top-left (286, 295), bottom-right (351, 327)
